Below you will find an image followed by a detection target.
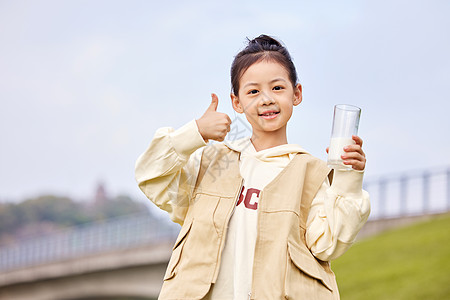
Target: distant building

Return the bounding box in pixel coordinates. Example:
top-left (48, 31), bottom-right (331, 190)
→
top-left (94, 182), bottom-right (108, 206)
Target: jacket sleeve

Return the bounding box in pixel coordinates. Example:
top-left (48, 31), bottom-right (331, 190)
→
top-left (134, 120), bottom-right (207, 225)
top-left (305, 169), bottom-right (371, 261)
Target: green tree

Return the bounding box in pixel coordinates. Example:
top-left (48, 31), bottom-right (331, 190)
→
top-left (0, 194), bottom-right (149, 245)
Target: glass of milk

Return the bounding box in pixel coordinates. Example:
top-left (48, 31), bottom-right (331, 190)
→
top-left (327, 104), bottom-right (361, 170)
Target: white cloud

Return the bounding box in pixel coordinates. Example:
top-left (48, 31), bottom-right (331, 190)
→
top-left (72, 38), bottom-right (126, 77)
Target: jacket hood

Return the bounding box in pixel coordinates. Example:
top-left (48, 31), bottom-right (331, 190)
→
top-left (223, 137), bottom-right (309, 163)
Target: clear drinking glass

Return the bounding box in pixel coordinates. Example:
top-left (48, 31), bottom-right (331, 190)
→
top-left (327, 104), bottom-right (361, 170)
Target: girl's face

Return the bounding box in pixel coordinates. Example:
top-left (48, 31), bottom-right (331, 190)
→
top-left (231, 60), bottom-right (302, 138)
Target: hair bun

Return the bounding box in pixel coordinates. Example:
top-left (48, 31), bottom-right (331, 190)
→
top-left (250, 34), bottom-right (282, 49)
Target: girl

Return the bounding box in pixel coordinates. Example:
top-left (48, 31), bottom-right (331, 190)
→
top-left (135, 34), bottom-right (370, 299)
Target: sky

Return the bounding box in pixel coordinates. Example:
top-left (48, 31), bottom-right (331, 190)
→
top-left (1, 0), bottom-right (449, 206)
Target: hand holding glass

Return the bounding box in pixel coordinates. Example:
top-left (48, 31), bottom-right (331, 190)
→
top-left (327, 104), bottom-right (361, 170)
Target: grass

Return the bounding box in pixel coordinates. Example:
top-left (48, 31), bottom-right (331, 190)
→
top-left (332, 214), bottom-right (450, 300)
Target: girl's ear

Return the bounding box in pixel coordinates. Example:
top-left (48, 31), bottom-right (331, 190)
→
top-left (293, 83), bottom-right (303, 106)
top-left (231, 93), bottom-right (244, 113)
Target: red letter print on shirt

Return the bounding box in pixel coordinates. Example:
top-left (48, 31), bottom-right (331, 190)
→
top-left (237, 186), bottom-right (260, 210)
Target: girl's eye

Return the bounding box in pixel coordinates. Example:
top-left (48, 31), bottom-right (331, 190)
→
top-left (248, 89), bottom-right (259, 95)
top-left (273, 86), bottom-right (283, 91)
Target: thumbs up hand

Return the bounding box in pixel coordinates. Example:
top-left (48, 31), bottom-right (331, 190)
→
top-left (196, 93), bottom-right (232, 142)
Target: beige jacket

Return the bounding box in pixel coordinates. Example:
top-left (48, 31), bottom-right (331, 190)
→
top-left (135, 121), bottom-right (370, 263)
top-left (143, 142), bottom-right (340, 299)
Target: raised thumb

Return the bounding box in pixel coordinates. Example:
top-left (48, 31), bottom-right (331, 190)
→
top-left (208, 93), bottom-right (219, 111)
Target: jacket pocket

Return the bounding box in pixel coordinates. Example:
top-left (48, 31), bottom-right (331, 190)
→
top-left (163, 219), bottom-right (193, 281)
top-left (286, 240), bottom-right (334, 293)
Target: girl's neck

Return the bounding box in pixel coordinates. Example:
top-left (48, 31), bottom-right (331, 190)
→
top-left (250, 128), bottom-right (288, 152)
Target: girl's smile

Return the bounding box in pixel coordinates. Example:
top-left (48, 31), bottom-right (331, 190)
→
top-left (259, 109), bottom-right (280, 119)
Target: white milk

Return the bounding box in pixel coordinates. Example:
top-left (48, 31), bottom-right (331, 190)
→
top-left (327, 137), bottom-right (355, 170)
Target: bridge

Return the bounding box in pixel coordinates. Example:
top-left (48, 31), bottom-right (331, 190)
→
top-left (0, 213), bottom-right (179, 300)
top-left (1, 167), bottom-right (449, 300)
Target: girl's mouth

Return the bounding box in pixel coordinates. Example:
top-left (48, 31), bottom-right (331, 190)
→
top-left (259, 111), bottom-right (280, 120)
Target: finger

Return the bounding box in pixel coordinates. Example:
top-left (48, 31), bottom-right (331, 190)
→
top-left (344, 144), bottom-right (365, 156)
top-left (208, 93), bottom-right (219, 111)
top-left (225, 114), bottom-right (232, 125)
top-left (342, 151), bottom-right (365, 161)
top-left (343, 159), bottom-right (365, 171)
top-left (352, 135), bottom-right (363, 147)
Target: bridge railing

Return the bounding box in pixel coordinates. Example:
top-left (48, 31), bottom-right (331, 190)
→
top-left (0, 211), bottom-right (179, 272)
top-left (363, 166), bottom-right (450, 219)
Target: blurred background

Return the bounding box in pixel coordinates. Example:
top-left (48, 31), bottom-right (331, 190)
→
top-left (0, 0), bottom-right (449, 299)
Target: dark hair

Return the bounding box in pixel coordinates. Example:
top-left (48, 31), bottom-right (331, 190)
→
top-left (230, 34), bottom-right (298, 95)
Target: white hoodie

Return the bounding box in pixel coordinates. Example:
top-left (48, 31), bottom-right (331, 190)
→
top-left (135, 120), bottom-right (370, 300)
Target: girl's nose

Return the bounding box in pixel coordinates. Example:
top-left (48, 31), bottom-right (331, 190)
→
top-left (260, 91), bottom-right (275, 105)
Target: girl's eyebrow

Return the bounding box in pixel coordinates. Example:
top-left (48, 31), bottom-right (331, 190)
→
top-left (242, 78), bottom-right (287, 89)
top-left (270, 78), bottom-right (287, 83)
top-left (242, 82), bottom-right (258, 89)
